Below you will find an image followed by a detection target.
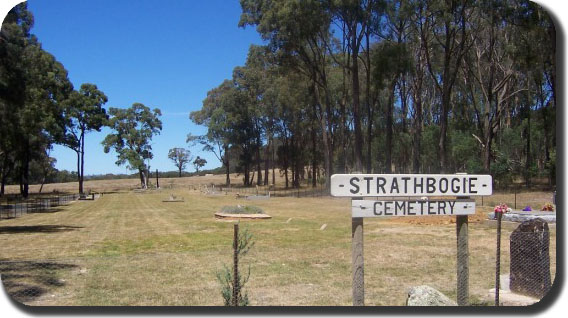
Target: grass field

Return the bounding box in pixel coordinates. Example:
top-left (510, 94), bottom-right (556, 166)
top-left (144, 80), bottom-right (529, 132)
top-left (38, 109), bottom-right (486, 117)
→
top-left (0, 176), bottom-right (558, 306)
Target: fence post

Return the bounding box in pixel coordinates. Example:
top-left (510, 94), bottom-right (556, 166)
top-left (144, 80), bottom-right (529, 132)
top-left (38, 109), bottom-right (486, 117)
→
top-left (156, 169), bottom-right (160, 189)
top-left (495, 211), bottom-right (503, 306)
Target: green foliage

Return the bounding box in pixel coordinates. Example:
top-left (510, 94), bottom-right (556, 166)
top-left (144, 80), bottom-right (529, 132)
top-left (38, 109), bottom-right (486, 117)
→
top-left (220, 205), bottom-right (264, 214)
top-left (0, 2), bottom-right (72, 196)
top-left (450, 131), bottom-right (483, 173)
top-left (216, 226), bottom-right (254, 306)
top-left (167, 148), bottom-right (192, 177)
top-left (102, 104), bottom-right (162, 188)
top-left (192, 156), bottom-right (207, 173)
top-left (63, 83), bottom-right (108, 193)
top-left (491, 151), bottom-right (514, 187)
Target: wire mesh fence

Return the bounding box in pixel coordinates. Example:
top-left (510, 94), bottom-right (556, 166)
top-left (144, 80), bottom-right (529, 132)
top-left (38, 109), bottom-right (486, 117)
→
top-left (493, 218), bottom-right (553, 305)
top-left (475, 191), bottom-right (556, 210)
top-left (218, 183), bottom-right (329, 198)
top-left (0, 194), bottom-right (80, 220)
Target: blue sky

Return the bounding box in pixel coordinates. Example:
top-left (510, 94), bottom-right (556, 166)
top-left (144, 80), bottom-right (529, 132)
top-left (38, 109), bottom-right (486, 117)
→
top-left (26, 0), bottom-right (264, 175)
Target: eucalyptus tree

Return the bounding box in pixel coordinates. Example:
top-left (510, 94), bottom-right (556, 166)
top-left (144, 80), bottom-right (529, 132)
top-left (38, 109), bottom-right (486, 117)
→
top-left (241, 45), bottom-right (281, 186)
top-left (460, 1), bottom-right (519, 174)
top-left (232, 70), bottom-right (263, 186)
top-left (102, 104), bottom-right (162, 189)
top-left (239, 0), bottom-right (336, 188)
top-left (226, 77), bottom-right (259, 186)
top-left (168, 147), bottom-right (192, 177)
top-left (372, 41), bottom-right (412, 173)
top-left (273, 70), bottom-right (313, 188)
top-left (64, 84), bottom-right (108, 194)
top-left (329, 0), bottom-right (380, 173)
top-left (421, 0), bottom-right (473, 173)
top-left (406, 0), bottom-right (430, 173)
top-left (1, 3), bottom-right (72, 197)
top-left (190, 80), bottom-right (235, 186)
top-left (0, 5), bottom-right (30, 195)
top-left (193, 156), bottom-right (207, 173)
top-left (511, 1), bottom-right (556, 186)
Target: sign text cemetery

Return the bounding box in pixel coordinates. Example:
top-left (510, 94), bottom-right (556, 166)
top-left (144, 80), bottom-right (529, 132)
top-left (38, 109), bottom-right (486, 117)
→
top-left (351, 199), bottom-right (475, 217)
top-left (331, 173), bottom-right (493, 306)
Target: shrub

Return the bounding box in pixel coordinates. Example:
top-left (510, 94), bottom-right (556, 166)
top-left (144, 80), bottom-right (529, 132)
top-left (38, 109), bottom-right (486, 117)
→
top-left (220, 205), bottom-right (263, 214)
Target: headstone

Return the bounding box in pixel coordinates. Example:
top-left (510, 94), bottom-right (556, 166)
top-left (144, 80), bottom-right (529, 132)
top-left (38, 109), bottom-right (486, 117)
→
top-left (510, 218), bottom-right (551, 299)
top-left (406, 285), bottom-right (457, 306)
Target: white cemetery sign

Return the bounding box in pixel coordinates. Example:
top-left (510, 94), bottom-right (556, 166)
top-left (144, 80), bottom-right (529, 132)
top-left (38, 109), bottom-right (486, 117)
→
top-left (331, 173), bottom-right (493, 306)
top-left (330, 174), bottom-right (492, 197)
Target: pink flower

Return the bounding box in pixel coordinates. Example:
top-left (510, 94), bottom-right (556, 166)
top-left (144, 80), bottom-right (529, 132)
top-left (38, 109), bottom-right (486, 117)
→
top-left (494, 203), bottom-right (509, 214)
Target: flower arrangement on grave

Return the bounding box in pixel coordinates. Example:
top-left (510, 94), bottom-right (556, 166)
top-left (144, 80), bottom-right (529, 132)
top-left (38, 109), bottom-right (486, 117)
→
top-left (494, 203), bottom-right (510, 214)
top-left (541, 203), bottom-right (554, 211)
top-left (522, 206), bottom-right (532, 211)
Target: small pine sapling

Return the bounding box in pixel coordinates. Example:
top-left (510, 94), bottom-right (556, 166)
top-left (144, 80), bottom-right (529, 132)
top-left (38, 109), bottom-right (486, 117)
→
top-left (216, 223), bottom-right (254, 306)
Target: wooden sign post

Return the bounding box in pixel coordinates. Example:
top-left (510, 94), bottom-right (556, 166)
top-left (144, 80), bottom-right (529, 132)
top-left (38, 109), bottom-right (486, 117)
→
top-left (456, 212), bottom-right (469, 306)
top-left (352, 214), bottom-right (364, 306)
top-left (331, 174), bottom-right (492, 306)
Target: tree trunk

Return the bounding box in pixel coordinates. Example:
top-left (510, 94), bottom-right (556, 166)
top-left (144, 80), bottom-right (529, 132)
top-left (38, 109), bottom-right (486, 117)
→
top-left (39, 176), bottom-right (45, 193)
top-left (351, 29), bottom-right (363, 173)
top-left (80, 131), bottom-right (85, 194)
top-left (271, 137), bottom-right (275, 186)
top-left (76, 150), bottom-right (82, 194)
top-left (284, 166), bottom-right (289, 189)
top-left (483, 137), bottom-right (492, 173)
top-left (1, 166), bottom-right (8, 196)
top-left (413, 99), bottom-right (423, 174)
top-left (264, 138), bottom-right (270, 186)
top-left (525, 110), bottom-right (531, 188)
top-left (243, 163), bottom-right (249, 187)
top-left (139, 169), bottom-right (147, 189)
top-left (256, 137), bottom-right (262, 186)
top-left (439, 87), bottom-right (450, 173)
top-left (225, 150), bottom-right (231, 187)
top-left (314, 84), bottom-right (333, 189)
top-left (22, 147), bottom-right (30, 198)
top-left (156, 169), bottom-right (160, 188)
top-left (365, 31), bottom-right (373, 174)
top-left (0, 157), bottom-right (12, 197)
top-left (385, 81), bottom-right (396, 173)
top-left (311, 126), bottom-right (317, 188)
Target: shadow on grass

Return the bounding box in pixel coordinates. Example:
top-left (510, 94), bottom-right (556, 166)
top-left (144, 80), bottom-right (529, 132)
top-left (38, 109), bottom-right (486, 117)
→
top-left (0, 260), bottom-right (79, 304)
top-left (29, 208), bottom-right (66, 214)
top-left (0, 225), bottom-right (83, 234)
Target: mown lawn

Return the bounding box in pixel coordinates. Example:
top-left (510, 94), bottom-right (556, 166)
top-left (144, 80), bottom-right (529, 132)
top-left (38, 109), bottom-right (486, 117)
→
top-left (0, 189), bottom-right (557, 306)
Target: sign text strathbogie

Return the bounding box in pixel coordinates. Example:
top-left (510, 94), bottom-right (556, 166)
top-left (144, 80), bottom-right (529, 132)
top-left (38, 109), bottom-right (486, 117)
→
top-left (331, 174), bottom-right (492, 197)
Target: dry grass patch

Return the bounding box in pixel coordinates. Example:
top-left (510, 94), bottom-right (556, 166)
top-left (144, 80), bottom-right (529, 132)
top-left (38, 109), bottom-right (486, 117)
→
top-left (0, 188), bottom-right (557, 306)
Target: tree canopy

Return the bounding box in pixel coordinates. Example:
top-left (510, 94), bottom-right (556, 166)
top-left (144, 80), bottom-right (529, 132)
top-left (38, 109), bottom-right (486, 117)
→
top-left (190, 0), bottom-right (556, 189)
top-left (102, 103), bottom-right (162, 189)
top-left (168, 147), bottom-right (192, 177)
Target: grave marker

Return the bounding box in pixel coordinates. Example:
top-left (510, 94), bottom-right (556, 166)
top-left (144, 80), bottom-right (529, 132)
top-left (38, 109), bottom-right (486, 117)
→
top-left (510, 218), bottom-right (551, 299)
